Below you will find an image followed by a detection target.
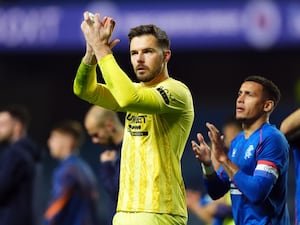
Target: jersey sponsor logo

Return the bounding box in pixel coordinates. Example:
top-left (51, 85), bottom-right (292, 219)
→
top-left (128, 124), bottom-right (141, 130)
top-left (126, 114), bottom-right (147, 123)
top-left (126, 114), bottom-right (148, 136)
top-left (156, 86), bottom-right (170, 104)
top-left (254, 161), bottom-right (279, 179)
top-left (129, 131), bottom-right (148, 136)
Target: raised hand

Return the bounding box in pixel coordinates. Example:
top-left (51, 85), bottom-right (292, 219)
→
top-left (191, 133), bottom-right (212, 166)
top-left (80, 11), bottom-right (120, 60)
top-left (206, 122), bottom-right (228, 164)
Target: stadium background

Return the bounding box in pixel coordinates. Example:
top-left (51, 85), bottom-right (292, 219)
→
top-left (0, 0), bottom-right (299, 224)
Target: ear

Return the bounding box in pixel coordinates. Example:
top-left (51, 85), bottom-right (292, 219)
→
top-left (264, 100), bottom-right (274, 113)
top-left (13, 120), bottom-right (23, 135)
top-left (104, 120), bottom-right (115, 132)
top-left (163, 50), bottom-right (171, 62)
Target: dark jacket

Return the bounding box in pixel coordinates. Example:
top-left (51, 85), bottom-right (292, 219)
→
top-left (99, 143), bottom-right (121, 225)
top-left (0, 136), bottom-right (41, 225)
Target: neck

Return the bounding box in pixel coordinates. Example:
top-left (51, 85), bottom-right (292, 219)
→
top-left (243, 117), bottom-right (269, 138)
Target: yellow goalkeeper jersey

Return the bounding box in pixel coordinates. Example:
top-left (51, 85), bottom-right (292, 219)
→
top-left (74, 54), bottom-right (194, 218)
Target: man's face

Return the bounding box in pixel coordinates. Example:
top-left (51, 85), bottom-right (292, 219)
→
top-left (0, 112), bottom-right (14, 144)
top-left (130, 34), bottom-right (165, 84)
top-left (85, 118), bottom-right (114, 146)
top-left (236, 81), bottom-right (266, 121)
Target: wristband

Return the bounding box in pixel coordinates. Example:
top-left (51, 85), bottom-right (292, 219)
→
top-left (201, 163), bottom-right (215, 176)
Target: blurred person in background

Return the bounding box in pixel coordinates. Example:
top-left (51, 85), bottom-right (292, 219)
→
top-left (0, 104), bottom-right (41, 225)
top-left (280, 108), bottom-right (300, 225)
top-left (186, 116), bottom-right (241, 225)
top-left (44, 119), bottom-right (100, 225)
top-left (84, 105), bottom-right (124, 225)
top-left (191, 75), bottom-right (290, 225)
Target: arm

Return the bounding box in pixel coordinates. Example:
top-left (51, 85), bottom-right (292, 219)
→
top-left (205, 122), bottom-right (239, 179)
top-left (186, 189), bottom-right (214, 224)
top-left (232, 165), bottom-right (277, 204)
top-left (73, 61), bottom-right (121, 111)
top-left (280, 108), bottom-right (300, 143)
top-left (44, 165), bottom-right (75, 222)
top-left (77, 12), bottom-right (168, 112)
top-left (206, 122), bottom-right (280, 204)
top-left (0, 146), bottom-right (30, 202)
top-left (280, 108), bottom-right (300, 134)
top-left (74, 12), bottom-right (121, 110)
top-left (99, 55), bottom-right (178, 113)
top-left (191, 132), bottom-right (230, 200)
top-left (186, 189), bottom-right (232, 223)
top-left (99, 150), bottom-right (120, 203)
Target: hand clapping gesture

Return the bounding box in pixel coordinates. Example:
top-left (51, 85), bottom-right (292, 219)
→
top-left (191, 122), bottom-right (228, 166)
top-left (80, 11), bottom-right (120, 63)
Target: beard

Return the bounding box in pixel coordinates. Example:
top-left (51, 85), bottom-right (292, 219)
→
top-left (135, 64), bottom-right (164, 83)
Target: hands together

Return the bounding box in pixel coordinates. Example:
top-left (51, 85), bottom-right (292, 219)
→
top-left (81, 11), bottom-right (120, 63)
top-left (100, 149), bottom-right (117, 162)
top-left (191, 132), bottom-right (212, 166)
top-left (191, 122), bottom-right (228, 165)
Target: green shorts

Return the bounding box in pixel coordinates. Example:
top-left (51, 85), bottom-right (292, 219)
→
top-left (113, 212), bottom-right (187, 225)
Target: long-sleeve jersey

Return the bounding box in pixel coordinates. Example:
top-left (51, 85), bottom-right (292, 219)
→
top-left (74, 54), bottom-right (194, 218)
top-left (204, 123), bottom-right (290, 225)
top-left (44, 155), bottom-right (100, 225)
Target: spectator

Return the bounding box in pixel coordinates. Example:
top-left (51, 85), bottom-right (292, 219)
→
top-left (0, 104), bottom-right (41, 225)
top-left (44, 119), bottom-right (100, 225)
top-left (84, 105), bottom-right (124, 225)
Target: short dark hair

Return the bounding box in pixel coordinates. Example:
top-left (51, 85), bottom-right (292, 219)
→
top-left (128, 24), bottom-right (170, 49)
top-left (0, 104), bottom-right (31, 130)
top-left (51, 120), bottom-right (85, 149)
top-left (244, 75), bottom-right (281, 108)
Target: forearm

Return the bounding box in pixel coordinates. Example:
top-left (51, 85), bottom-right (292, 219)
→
top-left (190, 204), bottom-right (214, 224)
top-left (218, 158), bottom-right (276, 203)
top-left (280, 108), bottom-right (300, 134)
top-left (204, 174), bottom-right (230, 200)
top-left (94, 43), bottom-right (112, 62)
top-left (73, 61), bottom-right (98, 101)
top-left (73, 60), bottom-right (120, 109)
top-left (220, 158), bottom-right (239, 179)
top-left (233, 169), bottom-right (275, 203)
top-left (82, 52), bottom-right (97, 65)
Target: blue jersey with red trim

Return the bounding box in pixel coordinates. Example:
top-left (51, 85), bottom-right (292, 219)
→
top-left (205, 123), bottom-right (290, 225)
